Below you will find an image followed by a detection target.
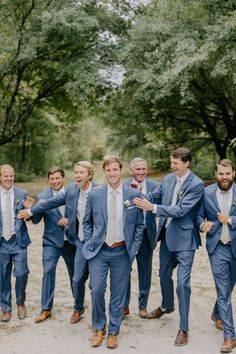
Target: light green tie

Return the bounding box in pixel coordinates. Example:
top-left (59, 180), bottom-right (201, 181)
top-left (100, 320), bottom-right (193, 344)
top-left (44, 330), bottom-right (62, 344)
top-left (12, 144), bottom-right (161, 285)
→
top-left (106, 190), bottom-right (117, 246)
top-left (220, 191), bottom-right (230, 244)
top-left (4, 191), bottom-right (12, 240)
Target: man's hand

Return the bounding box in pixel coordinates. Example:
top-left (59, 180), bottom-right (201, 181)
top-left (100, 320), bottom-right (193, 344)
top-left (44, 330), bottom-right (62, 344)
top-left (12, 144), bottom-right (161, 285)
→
top-left (17, 209), bottom-right (30, 220)
top-left (201, 221), bottom-right (215, 233)
top-left (23, 196), bottom-right (35, 209)
top-left (58, 217), bottom-right (68, 227)
top-left (217, 212), bottom-right (229, 224)
top-left (133, 197), bottom-right (154, 211)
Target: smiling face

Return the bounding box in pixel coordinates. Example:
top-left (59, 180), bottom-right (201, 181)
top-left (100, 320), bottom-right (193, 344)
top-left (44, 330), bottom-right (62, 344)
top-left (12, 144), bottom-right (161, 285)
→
top-left (130, 160), bottom-right (147, 183)
top-left (170, 157), bottom-right (190, 178)
top-left (48, 172), bottom-right (65, 191)
top-left (216, 164), bottom-right (235, 191)
top-left (74, 165), bottom-right (92, 191)
top-left (104, 162), bottom-right (122, 189)
top-left (0, 165), bottom-right (15, 191)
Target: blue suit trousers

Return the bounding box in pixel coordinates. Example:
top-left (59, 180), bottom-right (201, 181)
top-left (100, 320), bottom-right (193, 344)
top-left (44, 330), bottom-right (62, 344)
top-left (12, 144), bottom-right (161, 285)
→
top-left (159, 239), bottom-right (195, 331)
top-left (209, 244), bottom-right (236, 340)
top-left (0, 237), bottom-right (29, 312)
top-left (125, 229), bottom-right (153, 309)
top-left (89, 244), bottom-right (131, 335)
top-left (41, 241), bottom-right (76, 310)
top-left (72, 244), bottom-right (89, 311)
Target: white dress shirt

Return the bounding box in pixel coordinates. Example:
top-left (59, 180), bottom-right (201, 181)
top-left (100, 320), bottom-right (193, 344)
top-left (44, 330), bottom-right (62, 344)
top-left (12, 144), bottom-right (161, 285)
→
top-left (107, 184), bottom-right (124, 242)
top-left (0, 186), bottom-right (16, 237)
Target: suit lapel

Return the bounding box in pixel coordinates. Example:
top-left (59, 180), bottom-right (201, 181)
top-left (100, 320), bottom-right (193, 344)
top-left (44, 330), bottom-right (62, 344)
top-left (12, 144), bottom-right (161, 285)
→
top-left (167, 176), bottom-right (176, 204)
top-left (122, 184), bottom-right (130, 227)
top-left (230, 183), bottom-right (236, 212)
top-left (210, 184), bottom-right (220, 210)
top-left (101, 185), bottom-right (108, 226)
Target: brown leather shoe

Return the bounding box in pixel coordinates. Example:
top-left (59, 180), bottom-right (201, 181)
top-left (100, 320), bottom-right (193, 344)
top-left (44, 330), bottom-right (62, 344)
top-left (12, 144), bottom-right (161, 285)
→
top-left (1, 311), bottom-right (11, 322)
top-left (221, 339), bottom-right (236, 353)
top-left (17, 304), bottom-right (27, 319)
top-left (147, 306), bottom-right (174, 319)
top-left (175, 330), bottom-right (188, 346)
top-left (91, 329), bottom-right (106, 347)
top-left (211, 312), bottom-right (223, 331)
top-left (35, 310), bottom-right (52, 323)
top-left (123, 307), bottom-right (130, 316)
top-left (139, 309), bottom-right (148, 318)
top-left (107, 334), bottom-right (118, 349)
top-left (70, 309), bottom-right (84, 324)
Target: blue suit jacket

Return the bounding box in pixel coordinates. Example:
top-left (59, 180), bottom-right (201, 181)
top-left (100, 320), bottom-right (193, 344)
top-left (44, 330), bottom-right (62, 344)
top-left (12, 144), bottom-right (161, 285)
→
top-left (31, 188), bottom-right (66, 248)
top-left (82, 183), bottom-right (144, 263)
top-left (151, 171), bottom-right (204, 252)
top-left (196, 183), bottom-right (236, 257)
top-left (31, 182), bottom-right (96, 246)
top-left (0, 186), bottom-right (31, 248)
top-left (124, 178), bottom-right (159, 249)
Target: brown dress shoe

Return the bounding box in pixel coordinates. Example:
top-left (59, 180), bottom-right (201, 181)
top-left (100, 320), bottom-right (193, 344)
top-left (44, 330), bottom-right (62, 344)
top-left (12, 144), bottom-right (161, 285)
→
top-left (147, 306), bottom-right (174, 319)
top-left (174, 330), bottom-right (188, 346)
top-left (123, 307), bottom-right (130, 316)
top-left (221, 339), bottom-right (236, 353)
top-left (70, 309), bottom-right (84, 324)
top-left (139, 309), bottom-right (148, 318)
top-left (17, 304), bottom-right (27, 319)
top-left (211, 313), bottom-right (223, 331)
top-left (91, 330), bottom-right (106, 347)
top-left (35, 310), bottom-right (52, 323)
top-left (1, 311), bottom-right (11, 322)
top-left (107, 334), bottom-right (118, 348)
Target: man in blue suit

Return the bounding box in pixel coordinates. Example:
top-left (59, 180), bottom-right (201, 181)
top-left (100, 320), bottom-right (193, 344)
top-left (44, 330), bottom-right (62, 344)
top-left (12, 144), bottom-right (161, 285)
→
top-left (196, 159), bottom-right (236, 353)
top-left (18, 161), bottom-right (96, 324)
top-left (31, 167), bottom-right (76, 323)
top-left (82, 157), bottom-right (144, 349)
top-left (124, 157), bottom-right (159, 318)
top-left (134, 147), bottom-right (204, 346)
top-left (0, 164), bottom-right (31, 322)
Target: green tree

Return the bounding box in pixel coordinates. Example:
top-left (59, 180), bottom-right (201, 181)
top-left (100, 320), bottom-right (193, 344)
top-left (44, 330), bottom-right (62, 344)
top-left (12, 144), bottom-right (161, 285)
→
top-left (0, 0), bottom-right (127, 173)
top-left (106, 0), bottom-right (236, 161)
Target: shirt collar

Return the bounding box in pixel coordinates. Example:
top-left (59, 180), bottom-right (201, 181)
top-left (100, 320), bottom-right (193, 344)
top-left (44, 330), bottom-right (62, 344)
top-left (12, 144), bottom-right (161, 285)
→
top-left (108, 183), bottom-right (122, 195)
top-left (0, 186), bottom-right (14, 194)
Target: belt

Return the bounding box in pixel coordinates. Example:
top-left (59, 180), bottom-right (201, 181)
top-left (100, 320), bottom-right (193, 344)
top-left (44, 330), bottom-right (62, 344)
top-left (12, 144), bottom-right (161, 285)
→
top-left (218, 240), bottom-right (231, 247)
top-left (103, 241), bottom-right (126, 248)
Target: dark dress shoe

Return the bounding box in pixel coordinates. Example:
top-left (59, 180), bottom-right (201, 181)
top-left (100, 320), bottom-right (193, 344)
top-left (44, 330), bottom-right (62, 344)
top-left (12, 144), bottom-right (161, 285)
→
top-left (123, 307), bottom-right (130, 316)
top-left (17, 304), bottom-right (27, 319)
top-left (1, 311), bottom-right (11, 322)
top-left (175, 330), bottom-right (188, 346)
top-left (35, 310), bottom-right (52, 323)
top-left (147, 306), bottom-right (174, 319)
top-left (70, 309), bottom-right (84, 324)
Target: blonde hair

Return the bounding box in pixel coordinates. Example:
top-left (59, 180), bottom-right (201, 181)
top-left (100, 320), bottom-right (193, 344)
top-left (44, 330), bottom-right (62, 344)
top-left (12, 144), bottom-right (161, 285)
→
top-left (74, 161), bottom-right (94, 180)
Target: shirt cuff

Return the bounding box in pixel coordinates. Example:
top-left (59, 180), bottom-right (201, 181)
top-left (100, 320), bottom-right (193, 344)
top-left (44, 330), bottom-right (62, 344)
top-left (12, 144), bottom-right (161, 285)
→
top-left (28, 209), bottom-right (33, 217)
top-left (152, 204), bottom-right (157, 214)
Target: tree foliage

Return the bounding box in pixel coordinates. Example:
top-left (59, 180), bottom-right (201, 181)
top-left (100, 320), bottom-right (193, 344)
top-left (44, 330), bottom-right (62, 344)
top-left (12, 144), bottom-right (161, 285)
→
top-left (0, 0), bottom-right (127, 173)
top-left (106, 0), bottom-right (236, 162)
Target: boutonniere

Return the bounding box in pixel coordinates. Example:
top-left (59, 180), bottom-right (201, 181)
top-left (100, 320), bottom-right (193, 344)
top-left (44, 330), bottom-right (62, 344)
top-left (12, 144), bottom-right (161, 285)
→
top-left (177, 190), bottom-right (184, 200)
top-left (15, 199), bottom-right (20, 206)
top-left (123, 200), bottom-right (131, 208)
top-left (232, 200), bottom-right (236, 207)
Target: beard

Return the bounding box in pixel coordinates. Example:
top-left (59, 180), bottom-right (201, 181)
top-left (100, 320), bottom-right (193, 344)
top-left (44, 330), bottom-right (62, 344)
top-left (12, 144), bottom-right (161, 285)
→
top-left (217, 179), bottom-right (234, 191)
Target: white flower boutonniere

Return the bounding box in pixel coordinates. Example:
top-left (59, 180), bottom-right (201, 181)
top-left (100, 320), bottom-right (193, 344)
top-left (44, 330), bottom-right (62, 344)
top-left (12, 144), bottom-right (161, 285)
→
top-left (232, 200), bottom-right (236, 207)
top-left (15, 199), bottom-right (20, 206)
top-left (177, 190), bottom-right (184, 200)
top-left (123, 200), bottom-right (131, 208)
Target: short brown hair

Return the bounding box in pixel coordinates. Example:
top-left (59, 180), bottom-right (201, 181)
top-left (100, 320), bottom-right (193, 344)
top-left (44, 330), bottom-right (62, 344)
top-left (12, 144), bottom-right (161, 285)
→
top-left (216, 159), bottom-right (235, 171)
top-left (47, 167), bottom-right (65, 179)
top-left (74, 161), bottom-right (94, 180)
top-left (171, 147), bottom-right (192, 163)
top-left (102, 156), bottom-right (122, 170)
